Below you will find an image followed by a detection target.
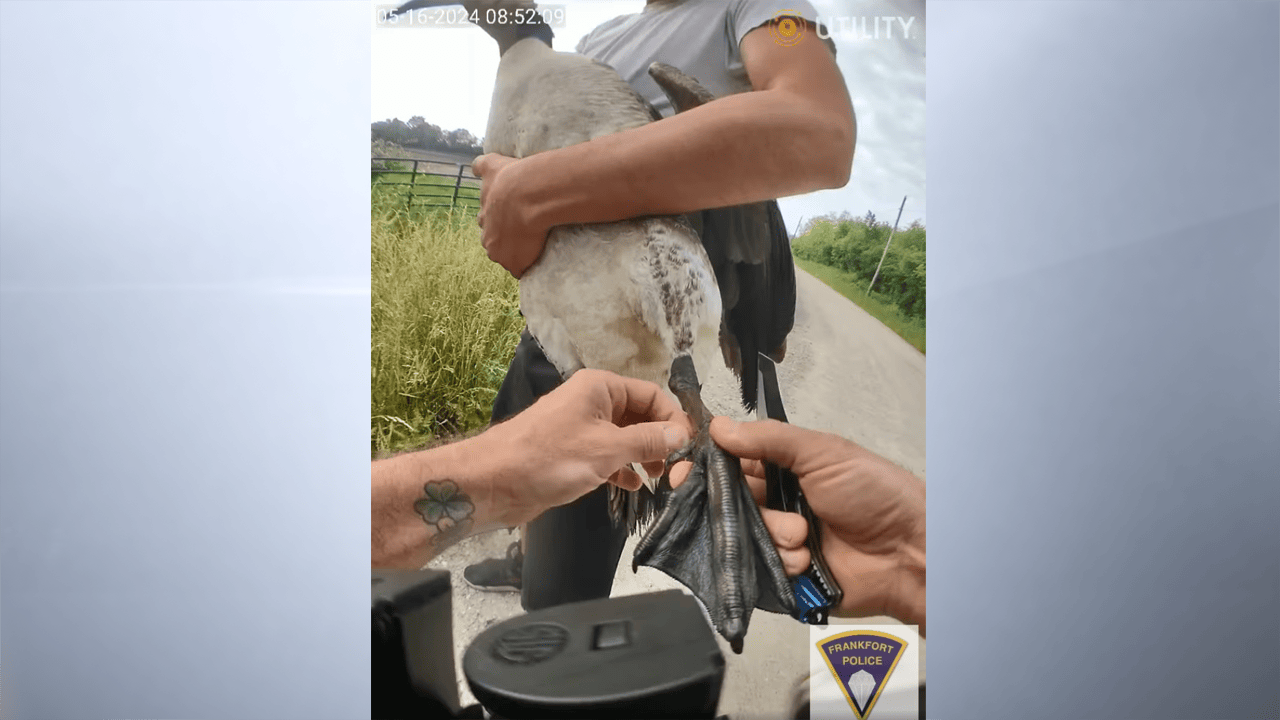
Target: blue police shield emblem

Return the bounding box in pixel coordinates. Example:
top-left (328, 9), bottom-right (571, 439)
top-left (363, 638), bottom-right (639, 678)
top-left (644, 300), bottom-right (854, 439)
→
top-left (816, 630), bottom-right (908, 719)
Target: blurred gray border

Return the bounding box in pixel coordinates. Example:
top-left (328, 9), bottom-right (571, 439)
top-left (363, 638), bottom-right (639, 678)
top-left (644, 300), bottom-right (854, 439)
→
top-left (928, 2), bottom-right (1279, 718)
top-left (1, 1), bottom-right (1277, 719)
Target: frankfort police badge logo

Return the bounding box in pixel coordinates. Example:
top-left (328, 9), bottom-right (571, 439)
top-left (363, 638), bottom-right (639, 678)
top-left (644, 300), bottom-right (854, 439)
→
top-left (817, 630), bottom-right (907, 719)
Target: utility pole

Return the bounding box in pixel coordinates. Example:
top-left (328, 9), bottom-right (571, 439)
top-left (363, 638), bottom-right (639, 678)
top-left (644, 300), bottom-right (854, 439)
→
top-left (868, 196), bottom-right (907, 294)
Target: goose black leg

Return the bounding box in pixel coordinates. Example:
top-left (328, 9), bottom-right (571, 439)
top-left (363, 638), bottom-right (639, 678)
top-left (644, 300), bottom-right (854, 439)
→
top-left (633, 354), bottom-right (796, 653)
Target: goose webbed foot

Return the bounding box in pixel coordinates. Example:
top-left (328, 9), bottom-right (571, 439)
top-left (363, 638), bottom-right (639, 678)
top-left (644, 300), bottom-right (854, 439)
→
top-left (632, 355), bottom-right (796, 654)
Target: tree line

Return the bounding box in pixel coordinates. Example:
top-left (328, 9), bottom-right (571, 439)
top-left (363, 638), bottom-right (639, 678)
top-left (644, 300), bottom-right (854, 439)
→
top-left (792, 211), bottom-right (926, 320)
top-left (371, 116), bottom-right (484, 156)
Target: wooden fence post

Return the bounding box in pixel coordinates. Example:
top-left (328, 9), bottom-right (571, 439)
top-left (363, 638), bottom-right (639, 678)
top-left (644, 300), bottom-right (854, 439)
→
top-left (868, 196), bottom-right (907, 294)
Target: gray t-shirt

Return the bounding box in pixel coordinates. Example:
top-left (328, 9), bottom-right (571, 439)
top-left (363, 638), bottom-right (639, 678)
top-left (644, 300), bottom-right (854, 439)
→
top-left (575, 0), bottom-right (832, 117)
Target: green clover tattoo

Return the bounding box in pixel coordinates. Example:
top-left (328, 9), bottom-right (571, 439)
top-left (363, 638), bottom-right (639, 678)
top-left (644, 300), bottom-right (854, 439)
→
top-left (414, 480), bottom-right (475, 529)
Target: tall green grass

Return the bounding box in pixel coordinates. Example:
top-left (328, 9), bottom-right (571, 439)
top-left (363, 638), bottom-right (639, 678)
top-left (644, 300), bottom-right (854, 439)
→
top-left (794, 257), bottom-right (926, 354)
top-left (371, 186), bottom-right (524, 454)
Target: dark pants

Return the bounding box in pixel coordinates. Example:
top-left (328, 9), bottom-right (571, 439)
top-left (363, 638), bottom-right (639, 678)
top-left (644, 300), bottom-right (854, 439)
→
top-left (492, 330), bottom-right (629, 612)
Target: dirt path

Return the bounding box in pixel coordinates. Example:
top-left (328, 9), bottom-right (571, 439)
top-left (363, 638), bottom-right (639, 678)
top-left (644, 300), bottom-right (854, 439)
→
top-left (699, 267), bottom-right (925, 475)
top-left (429, 268), bottom-right (926, 718)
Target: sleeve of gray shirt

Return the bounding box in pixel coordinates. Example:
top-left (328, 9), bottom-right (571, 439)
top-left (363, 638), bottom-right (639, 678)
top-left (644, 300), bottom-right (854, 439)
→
top-left (727, 0), bottom-right (837, 57)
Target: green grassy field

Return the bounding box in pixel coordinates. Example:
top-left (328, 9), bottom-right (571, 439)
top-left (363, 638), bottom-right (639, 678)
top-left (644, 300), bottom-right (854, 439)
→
top-left (794, 257), bottom-right (926, 354)
top-left (372, 169), bottom-right (481, 212)
top-left (370, 185), bottom-right (522, 454)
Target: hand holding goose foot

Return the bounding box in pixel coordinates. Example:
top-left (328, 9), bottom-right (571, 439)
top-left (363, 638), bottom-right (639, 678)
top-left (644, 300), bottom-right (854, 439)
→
top-left (632, 355), bottom-right (797, 653)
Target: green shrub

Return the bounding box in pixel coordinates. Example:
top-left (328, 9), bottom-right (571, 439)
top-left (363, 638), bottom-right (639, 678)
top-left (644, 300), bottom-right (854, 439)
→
top-left (793, 215), bottom-right (926, 322)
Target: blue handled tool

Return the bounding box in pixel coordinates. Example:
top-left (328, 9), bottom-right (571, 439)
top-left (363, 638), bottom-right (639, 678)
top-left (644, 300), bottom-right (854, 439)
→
top-left (756, 352), bottom-right (843, 625)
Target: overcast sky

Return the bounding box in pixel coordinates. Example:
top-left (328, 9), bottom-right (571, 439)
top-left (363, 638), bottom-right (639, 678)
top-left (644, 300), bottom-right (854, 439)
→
top-left (371, 0), bottom-right (925, 227)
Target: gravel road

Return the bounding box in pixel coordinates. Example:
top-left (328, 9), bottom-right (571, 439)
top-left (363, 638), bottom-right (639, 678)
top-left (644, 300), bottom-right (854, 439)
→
top-left (426, 267), bottom-right (926, 718)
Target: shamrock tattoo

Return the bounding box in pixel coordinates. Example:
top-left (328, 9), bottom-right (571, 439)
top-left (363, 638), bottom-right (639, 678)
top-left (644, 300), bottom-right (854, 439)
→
top-left (415, 480), bottom-right (475, 539)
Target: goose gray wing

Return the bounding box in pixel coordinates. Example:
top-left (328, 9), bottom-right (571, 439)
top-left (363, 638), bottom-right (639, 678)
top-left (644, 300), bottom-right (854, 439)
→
top-left (649, 63), bottom-right (797, 411)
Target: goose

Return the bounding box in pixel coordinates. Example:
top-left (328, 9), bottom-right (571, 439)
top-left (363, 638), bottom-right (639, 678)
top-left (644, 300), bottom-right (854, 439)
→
top-left (391, 0), bottom-right (799, 653)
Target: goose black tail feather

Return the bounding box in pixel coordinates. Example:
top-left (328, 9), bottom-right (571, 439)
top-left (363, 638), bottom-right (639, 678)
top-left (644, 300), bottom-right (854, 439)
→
top-left (699, 199), bottom-right (796, 412)
top-left (608, 482), bottom-right (662, 535)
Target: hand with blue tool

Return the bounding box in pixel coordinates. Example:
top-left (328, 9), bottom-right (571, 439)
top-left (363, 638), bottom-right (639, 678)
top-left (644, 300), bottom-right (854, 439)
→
top-left (670, 418), bottom-right (927, 636)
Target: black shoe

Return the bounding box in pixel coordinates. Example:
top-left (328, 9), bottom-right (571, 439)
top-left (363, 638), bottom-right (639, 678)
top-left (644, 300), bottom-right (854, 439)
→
top-left (463, 541), bottom-right (523, 592)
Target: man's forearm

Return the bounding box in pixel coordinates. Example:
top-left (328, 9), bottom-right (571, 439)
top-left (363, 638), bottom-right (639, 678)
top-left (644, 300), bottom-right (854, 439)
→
top-left (371, 438), bottom-right (503, 569)
top-left (520, 88), bottom-right (854, 230)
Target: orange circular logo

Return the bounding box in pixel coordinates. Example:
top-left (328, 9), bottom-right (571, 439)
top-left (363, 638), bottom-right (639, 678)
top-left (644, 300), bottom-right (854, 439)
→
top-left (769, 10), bottom-right (806, 47)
